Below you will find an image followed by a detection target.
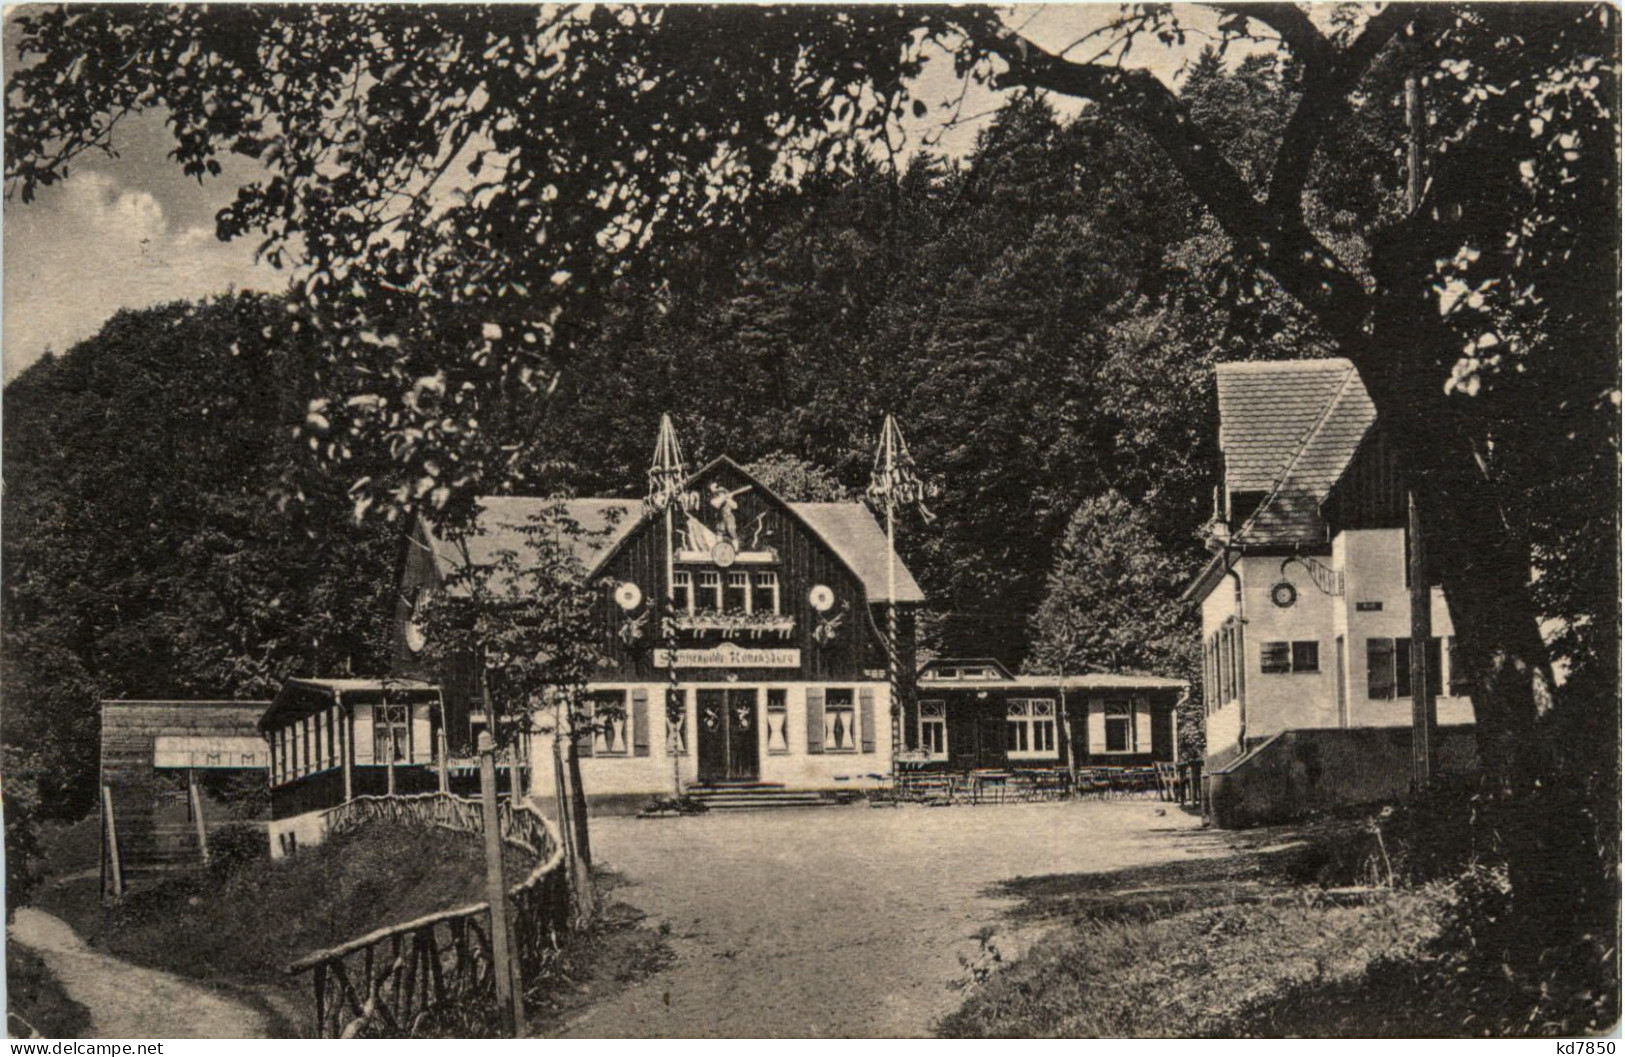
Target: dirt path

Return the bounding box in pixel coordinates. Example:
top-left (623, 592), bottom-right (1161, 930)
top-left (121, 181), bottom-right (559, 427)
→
top-left (9, 908), bottom-right (270, 1038)
top-left (557, 800), bottom-right (1227, 1038)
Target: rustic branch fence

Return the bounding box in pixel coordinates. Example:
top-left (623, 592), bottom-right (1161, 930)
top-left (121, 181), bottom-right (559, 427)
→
top-left (286, 792), bottom-right (570, 1038)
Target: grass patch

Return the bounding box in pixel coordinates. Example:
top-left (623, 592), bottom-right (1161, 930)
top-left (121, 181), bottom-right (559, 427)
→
top-left (6, 944), bottom-right (92, 1039)
top-left (33, 823), bottom-right (673, 1038)
top-left (939, 809), bottom-right (1618, 1038)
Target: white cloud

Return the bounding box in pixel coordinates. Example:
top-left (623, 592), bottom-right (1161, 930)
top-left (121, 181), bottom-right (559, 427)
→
top-left (4, 169), bottom-right (283, 380)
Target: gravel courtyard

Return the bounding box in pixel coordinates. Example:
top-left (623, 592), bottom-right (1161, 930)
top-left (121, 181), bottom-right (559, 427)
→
top-left (557, 800), bottom-right (1228, 1038)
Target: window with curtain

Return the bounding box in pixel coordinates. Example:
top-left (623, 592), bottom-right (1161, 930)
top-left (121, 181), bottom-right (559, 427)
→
top-left (373, 704), bottom-right (409, 763)
top-left (919, 699), bottom-right (947, 758)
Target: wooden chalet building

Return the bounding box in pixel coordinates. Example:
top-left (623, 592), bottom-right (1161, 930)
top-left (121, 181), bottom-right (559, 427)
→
top-left (393, 456), bottom-right (925, 811)
top-left (910, 658), bottom-right (1184, 772)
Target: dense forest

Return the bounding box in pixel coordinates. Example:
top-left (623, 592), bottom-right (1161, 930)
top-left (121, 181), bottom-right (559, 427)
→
top-left (3, 46), bottom-right (1614, 845)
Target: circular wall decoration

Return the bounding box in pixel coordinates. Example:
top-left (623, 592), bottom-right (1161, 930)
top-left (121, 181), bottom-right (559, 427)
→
top-left (614, 581), bottom-right (643, 611)
top-left (808, 584), bottom-right (835, 612)
top-left (1270, 581), bottom-right (1298, 609)
top-left (711, 540), bottom-right (737, 568)
top-left (404, 589), bottom-right (429, 653)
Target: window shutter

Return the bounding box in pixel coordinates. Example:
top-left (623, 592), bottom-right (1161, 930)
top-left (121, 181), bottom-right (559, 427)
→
top-left (1427, 637), bottom-right (1443, 698)
top-left (632, 689), bottom-right (650, 757)
top-left (1086, 698), bottom-right (1106, 751)
top-left (1260, 641), bottom-right (1291, 673)
top-left (859, 689), bottom-right (876, 753)
top-left (1134, 696), bottom-right (1152, 752)
top-left (806, 688), bottom-right (825, 754)
top-left (1367, 638), bottom-right (1394, 699)
top-left (573, 707), bottom-right (594, 758)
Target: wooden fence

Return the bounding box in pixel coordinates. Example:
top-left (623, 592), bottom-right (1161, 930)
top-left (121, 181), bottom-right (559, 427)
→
top-left (286, 793), bottom-right (569, 1038)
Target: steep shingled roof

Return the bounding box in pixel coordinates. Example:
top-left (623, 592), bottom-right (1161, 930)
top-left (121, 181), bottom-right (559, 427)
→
top-left (422, 493), bottom-right (925, 604)
top-left (1217, 358), bottom-right (1378, 547)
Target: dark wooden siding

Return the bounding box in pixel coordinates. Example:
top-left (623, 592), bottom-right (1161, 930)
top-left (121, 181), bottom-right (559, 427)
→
top-left (1322, 427), bottom-right (1407, 534)
top-left (100, 700), bottom-right (269, 870)
top-left (588, 461), bottom-right (908, 683)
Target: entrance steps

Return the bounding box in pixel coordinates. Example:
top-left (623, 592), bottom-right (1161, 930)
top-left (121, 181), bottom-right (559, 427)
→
top-left (683, 780), bottom-right (832, 810)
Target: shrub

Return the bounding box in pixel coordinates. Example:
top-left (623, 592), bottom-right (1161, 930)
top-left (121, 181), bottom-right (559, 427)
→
top-left (207, 822), bottom-right (271, 879)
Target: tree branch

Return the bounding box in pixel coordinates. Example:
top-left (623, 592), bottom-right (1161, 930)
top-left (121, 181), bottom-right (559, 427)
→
top-left (962, 11), bottom-right (1370, 345)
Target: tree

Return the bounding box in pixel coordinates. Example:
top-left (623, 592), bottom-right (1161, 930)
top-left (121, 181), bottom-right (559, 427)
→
top-left (1026, 491), bottom-right (1203, 760)
top-left (412, 503), bottom-right (612, 915)
top-left (743, 453), bottom-right (854, 502)
top-left (2, 294), bottom-right (400, 822)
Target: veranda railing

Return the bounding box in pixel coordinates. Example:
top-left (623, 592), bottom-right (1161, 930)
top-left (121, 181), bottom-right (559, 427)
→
top-left (286, 792), bottom-right (569, 1038)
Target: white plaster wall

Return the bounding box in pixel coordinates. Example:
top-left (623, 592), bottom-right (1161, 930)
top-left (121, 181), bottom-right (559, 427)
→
top-left (1236, 553), bottom-right (1341, 736)
top-left (1338, 528), bottom-right (1472, 728)
top-left (268, 808), bottom-right (328, 859)
top-left (527, 682), bottom-right (895, 802)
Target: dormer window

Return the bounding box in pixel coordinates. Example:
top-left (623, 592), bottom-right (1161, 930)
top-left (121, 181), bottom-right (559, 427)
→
top-left (1229, 490), bottom-right (1268, 525)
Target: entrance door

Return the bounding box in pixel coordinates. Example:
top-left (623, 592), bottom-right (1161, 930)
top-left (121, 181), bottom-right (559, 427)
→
top-left (976, 710), bottom-right (1007, 769)
top-left (725, 689), bottom-right (759, 781)
top-left (696, 688), bottom-right (760, 783)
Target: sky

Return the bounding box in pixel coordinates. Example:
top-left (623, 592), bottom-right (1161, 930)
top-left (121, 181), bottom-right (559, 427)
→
top-left (1, 3), bottom-right (1238, 382)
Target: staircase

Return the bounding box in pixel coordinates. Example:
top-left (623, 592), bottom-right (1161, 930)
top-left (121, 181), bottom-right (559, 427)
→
top-left (683, 780), bottom-right (831, 810)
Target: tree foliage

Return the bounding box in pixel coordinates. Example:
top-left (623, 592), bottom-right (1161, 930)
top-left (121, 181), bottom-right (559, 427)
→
top-left (1, 295), bottom-right (399, 819)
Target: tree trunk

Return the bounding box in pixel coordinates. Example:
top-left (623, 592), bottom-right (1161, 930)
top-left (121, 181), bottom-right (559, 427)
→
top-left (566, 732), bottom-right (592, 868)
top-left (1357, 240), bottom-right (1584, 943)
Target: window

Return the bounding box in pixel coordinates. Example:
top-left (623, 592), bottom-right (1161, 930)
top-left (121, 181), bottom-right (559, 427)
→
top-left (765, 688), bottom-right (789, 754)
top-left (590, 690), bottom-right (629, 755)
top-left (726, 571), bottom-right (751, 612)
top-left (1008, 699), bottom-right (1057, 758)
top-left (1104, 699), bottom-right (1137, 753)
top-left (666, 688), bottom-right (688, 755)
top-left (753, 572), bottom-right (780, 614)
top-left (824, 688), bottom-right (858, 752)
top-left (919, 700), bottom-right (947, 758)
top-left (1210, 618), bottom-right (1244, 707)
top-left (1368, 637), bottom-right (1442, 699)
top-left (373, 704), bottom-right (409, 763)
top-left (697, 571), bottom-right (723, 612)
top-left (1261, 640), bottom-right (1319, 673)
top-left (671, 570), bottom-right (692, 614)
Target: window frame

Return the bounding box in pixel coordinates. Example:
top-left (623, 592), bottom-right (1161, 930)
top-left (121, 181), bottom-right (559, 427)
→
top-left (753, 571), bottom-right (780, 614)
top-left (1102, 698), bottom-right (1137, 754)
top-left (696, 570), bottom-right (723, 612)
top-left (1261, 639), bottom-right (1320, 674)
top-left (823, 687), bottom-right (859, 753)
top-left (1007, 698), bottom-right (1058, 759)
top-left (589, 689), bottom-right (631, 756)
top-left (725, 570), bottom-right (751, 613)
top-left (372, 703), bottom-right (410, 764)
top-left (918, 699), bottom-right (947, 759)
top-left (671, 570), bottom-right (693, 614)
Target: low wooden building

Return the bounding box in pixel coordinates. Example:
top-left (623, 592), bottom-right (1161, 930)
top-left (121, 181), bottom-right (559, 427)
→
top-left (99, 699), bottom-right (269, 892)
top-left (259, 678), bottom-right (448, 855)
top-left (909, 658), bottom-right (1185, 772)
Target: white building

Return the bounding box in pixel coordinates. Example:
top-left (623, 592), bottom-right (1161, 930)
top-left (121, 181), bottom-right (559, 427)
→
top-left (1184, 359), bottom-right (1476, 822)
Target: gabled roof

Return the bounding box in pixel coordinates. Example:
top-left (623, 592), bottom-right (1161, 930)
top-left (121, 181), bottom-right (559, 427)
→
top-left (418, 458), bottom-right (925, 604)
top-left (793, 502), bottom-right (926, 603)
top-left (1217, 358), bottom-right (1378, 547)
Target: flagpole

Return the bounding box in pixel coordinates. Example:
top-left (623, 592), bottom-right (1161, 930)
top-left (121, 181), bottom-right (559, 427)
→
top-left (884, 419), bottom-right (901, 778)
